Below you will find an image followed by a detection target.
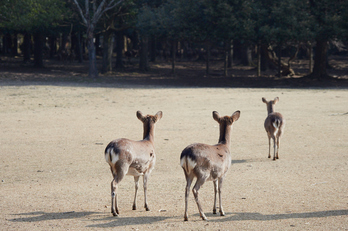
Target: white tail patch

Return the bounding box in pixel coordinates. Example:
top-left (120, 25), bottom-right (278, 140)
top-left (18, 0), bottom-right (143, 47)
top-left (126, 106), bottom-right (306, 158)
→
top-left (272, 120), bottom-right (280, 129)
top-left (180, 157), bottom-right (197, 174)
top-left (105, 148), bottom-right (119, 165)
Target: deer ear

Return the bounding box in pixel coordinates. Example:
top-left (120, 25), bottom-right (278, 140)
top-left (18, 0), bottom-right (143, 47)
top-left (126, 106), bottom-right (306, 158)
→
top-left (155, 111), bottom-right (163, 121)
top-left (262, 97), bottom-right (267, 103)
top-left (136, 111), bottom-right (144, 121)
top-left (274, 97), bottom-right (279, 104)
top-left (213, 111), bottom-right (220, 122)
top-left (231, 110), bottom-right (240, 122)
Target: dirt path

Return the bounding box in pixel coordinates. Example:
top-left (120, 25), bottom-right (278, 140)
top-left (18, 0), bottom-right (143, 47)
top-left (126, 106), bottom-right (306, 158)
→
top-left (1, 82), bottom-right (347, 230)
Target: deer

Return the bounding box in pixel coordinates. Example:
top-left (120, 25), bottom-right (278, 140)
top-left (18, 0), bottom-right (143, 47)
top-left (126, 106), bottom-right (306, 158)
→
top-left (104, 111), bottom-right (163, 216)
top-left (180, 110), bottom-right (240, 221)
top-left (262, 97), bottom-right (285, 160)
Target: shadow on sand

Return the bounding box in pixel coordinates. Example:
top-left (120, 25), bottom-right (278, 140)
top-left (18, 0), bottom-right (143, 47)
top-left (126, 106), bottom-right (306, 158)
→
top-left (9, 210), bottom-right (171, 228)
top-left (205, 209), bottom-right (348, 222)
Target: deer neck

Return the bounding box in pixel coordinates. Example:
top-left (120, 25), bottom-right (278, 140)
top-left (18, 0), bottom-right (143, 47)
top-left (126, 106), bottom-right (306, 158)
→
top-left (143, 121), bottom-right (155, 142)
top-left (218, 124), bottom-right (232, 148)
top-left (267, 104), bottom-right (274, 115)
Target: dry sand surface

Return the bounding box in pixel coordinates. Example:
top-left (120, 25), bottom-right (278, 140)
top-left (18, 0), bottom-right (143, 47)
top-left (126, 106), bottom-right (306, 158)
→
top-left (0, 82), bottom-right (347, 230)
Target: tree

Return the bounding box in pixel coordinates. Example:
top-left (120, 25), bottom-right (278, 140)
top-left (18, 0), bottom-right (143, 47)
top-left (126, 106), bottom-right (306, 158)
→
top-left (306, 0), bottom-right (345, 80)
top-left (0, 0), bottom-right (67, 67)
top-left (73, 0), bottom-right (125, 78)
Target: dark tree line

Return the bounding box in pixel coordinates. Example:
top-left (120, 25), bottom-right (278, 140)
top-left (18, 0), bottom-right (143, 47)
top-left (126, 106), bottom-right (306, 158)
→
top-left (0, 0), bottom-right (347, 80)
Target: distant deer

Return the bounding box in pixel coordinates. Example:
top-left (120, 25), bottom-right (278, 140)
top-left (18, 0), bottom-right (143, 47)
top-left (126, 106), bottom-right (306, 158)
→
top-left (262, 97), bottom-right (285, 160)
top-left (180, 110), bottom-right (240, 221)
top-left (104, 111), bottom-right (163, 216)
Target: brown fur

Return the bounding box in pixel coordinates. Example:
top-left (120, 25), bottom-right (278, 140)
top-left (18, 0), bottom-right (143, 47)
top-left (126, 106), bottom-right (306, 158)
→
top-left (180, 110), bottom-right (240, 221)
top-left (105, 111), bottom-right (162, 216)
top-left (262, 97), bottom-right (285, 160)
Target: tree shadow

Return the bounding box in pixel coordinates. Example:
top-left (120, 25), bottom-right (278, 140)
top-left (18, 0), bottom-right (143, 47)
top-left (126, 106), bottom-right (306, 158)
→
top-left (206, 209), bottom-right (348, 222)
top-left (9, 211), bottom-right (99, 222)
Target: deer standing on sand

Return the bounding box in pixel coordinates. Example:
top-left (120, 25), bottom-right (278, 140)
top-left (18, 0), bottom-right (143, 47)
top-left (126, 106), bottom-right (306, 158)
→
top-left (104, 111), bottom-right (162, 216)
top-left (180, 110), bottom-right (240, 221)
top-left (262, 97), bottom-right (285, 160)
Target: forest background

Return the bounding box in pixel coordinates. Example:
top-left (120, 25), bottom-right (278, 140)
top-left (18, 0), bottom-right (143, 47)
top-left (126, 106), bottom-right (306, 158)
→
top-left (0, 0), bottom-right (348, 85)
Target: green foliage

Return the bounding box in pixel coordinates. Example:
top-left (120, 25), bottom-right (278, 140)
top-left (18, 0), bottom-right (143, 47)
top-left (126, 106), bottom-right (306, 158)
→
top-left (0, 0), bottom-right (68, 32)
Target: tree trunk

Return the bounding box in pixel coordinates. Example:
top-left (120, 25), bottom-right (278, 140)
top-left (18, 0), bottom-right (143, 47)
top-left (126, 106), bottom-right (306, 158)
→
top-left (308, 42), bottom-right (313, 74)
top-left (224, 40), bottom-right (230, 77)
top-left (115, 31), bottom-right (124, 70)
top-left (102, 30), bottom-right (113, 73)
top-left (87, 30), bottom-right (98, 78)
top-left (150, 36), bottom-right (156, 62)
top-left (310, 39), bottom-right (330, 79)
top-left (278, 44), bottom-right (281, 77)
top-left (206, 42), bottom-right (210, 76)
top-left (23, 32), bottom-right (31, 62)
top-left (76, 32), bottom-right (83, 63)
top-left (33, 32), bottom-right (44, 68)
top-left (139, 35), bottom-right (149, 71)
top-left (228, 40), bottom-right (233, 68)
top-left (257, 43), bottom-right (261, 77)
top-left (171, 40), bottom-right (176, 75)
top-left (12, 33), bottom-right (18, 56)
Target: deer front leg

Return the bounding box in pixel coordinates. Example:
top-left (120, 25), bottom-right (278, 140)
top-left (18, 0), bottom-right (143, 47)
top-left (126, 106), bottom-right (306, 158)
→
top-left (133, 176), bottom-right (140, 210)
top-left (213, 180), bottom-right (218, 214)
top-left (143, 173), bottom-right (150, 211)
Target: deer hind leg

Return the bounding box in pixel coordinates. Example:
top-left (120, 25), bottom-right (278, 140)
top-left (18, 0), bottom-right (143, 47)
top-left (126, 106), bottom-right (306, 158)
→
top-left (192, 177), bottom-right (208, 220)
top-left (132, 176), bottom-right (140, 210)
top-left (143, 173), bottom-right (150, 211)
top-left (110, 167), bottom-right (126, 216)
top-left (184, 172), bottom-right (194, 221)
top-left (267, 133), bottom-right (271, 158)
top-left (272, 137), bottom-right (277, 160)
top-left (111, 178), bottom-right (118, 216)
top-left (218, 177), bottom-right (225, 216)
top-left (213, 180), bottom-right (218, 214)
top-left (276, 136), bottom-right (280, 159)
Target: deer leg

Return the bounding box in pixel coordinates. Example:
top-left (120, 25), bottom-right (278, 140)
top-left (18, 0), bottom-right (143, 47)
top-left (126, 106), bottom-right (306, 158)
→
top-left (111, 178), bottom-right (118, 216)
top-left (276, 137), bottom-right (280, 159)
top-left (213, 180), bottom-right (218, 214)
top-left (218, 177), bottom-right (225, 216)
top-left (184, 173), bottom-right (194, 221)
top-left (132, 176), bottom-right (140, 210)
top-left (267, 133), bottom-right (271, 158)
top-left (192, 177), bottom-right (208, 221)
top-left (273, 137), bottom-right (277, 160)
top-left (110, 167), bottom-right (126, 216)
top-left (143, 173), bottom-right (150, 211)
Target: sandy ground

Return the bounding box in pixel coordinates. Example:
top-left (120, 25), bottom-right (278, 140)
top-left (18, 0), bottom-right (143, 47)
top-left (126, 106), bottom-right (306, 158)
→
top-left (0, 81), bottom-right (347, 230)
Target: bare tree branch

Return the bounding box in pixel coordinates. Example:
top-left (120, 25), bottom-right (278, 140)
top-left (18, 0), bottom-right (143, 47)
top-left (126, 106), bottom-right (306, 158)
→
top-left (73, 0), bottom-right (87, 25)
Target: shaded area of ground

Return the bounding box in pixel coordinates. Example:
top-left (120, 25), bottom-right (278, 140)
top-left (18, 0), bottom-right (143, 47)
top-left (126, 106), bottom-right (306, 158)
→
top-left (1, 56), bottom-right (348, 88)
